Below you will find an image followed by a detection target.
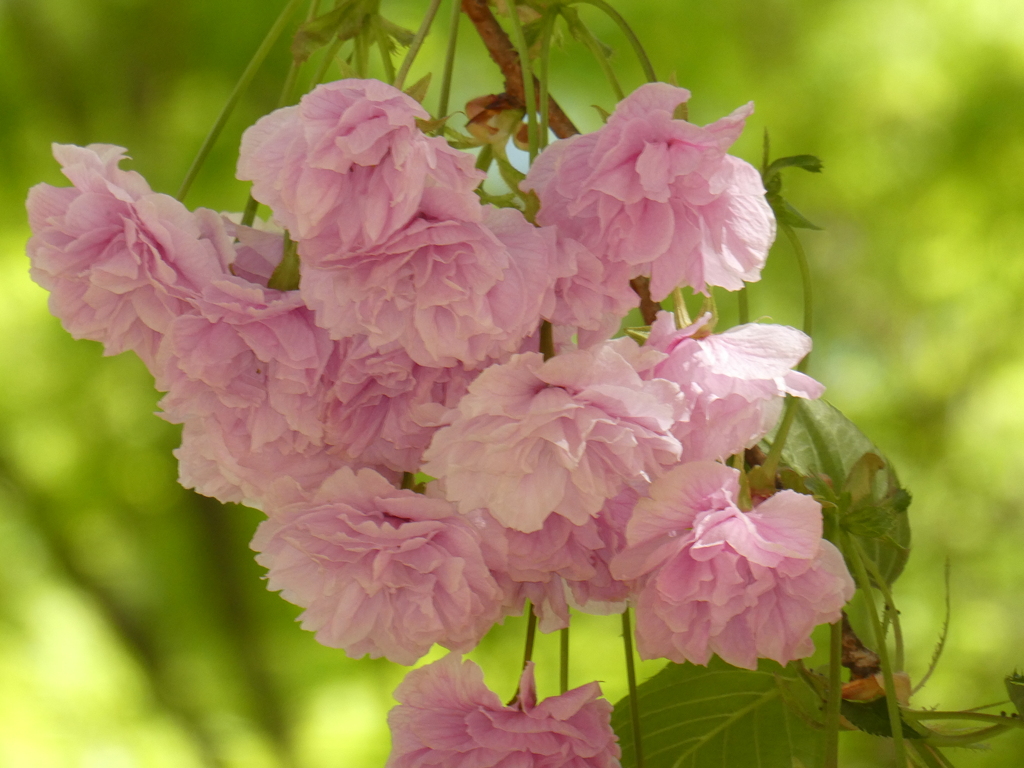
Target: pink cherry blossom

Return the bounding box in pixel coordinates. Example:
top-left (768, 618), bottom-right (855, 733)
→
top-left (548, 236), bottom-right (639, 341)
top-left (300, 205), bottom-right (561, 367)
top-left (422, 339), bottom-right (684, 533)
top-left (174, 410), bottom-right (362, 505)
top-left (251, 468), bottom-right (504, 665)
top-left (523, 82), bottom-right (775, 300)
top-left (470, 491), bottom-right (634, 633)
top-left (237, 78), bottom-right (483, 253)
top-left (611, 461), bottom-right (854, 669)
top-left (646, 311), bottom-right (824, 461)
top-left (25, 144), bottom-right (234, 369)
top-left (386, 654), bottom-right (621, 768)
top-left (323, 335), bottom-right (479, 472)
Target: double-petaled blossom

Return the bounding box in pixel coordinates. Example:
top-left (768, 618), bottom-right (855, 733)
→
top-left (237, 78), bottom-right (483, 252)
top-left (300, 205), bottom-right (563, 367)
top-left (469, 489), bottom-right (635, 633)
top-left (523, 82), bottom-right (775, 301)
top-left (645, 311), bottom-right (824, 461)
top-left (422, 339), bottom-right (685, 533)
top-left (155, 219), bottom-right (344, 504)
top-left (251, 467), bottom-right (504, 665)
top-left (386, 654), bottom-right (621, 768)
top-left (611, 461), bottom-right (854, 670)
top-left (26, 144), bottom-right (234, 369)
top-left (323, 335), bottom-right (479, 472)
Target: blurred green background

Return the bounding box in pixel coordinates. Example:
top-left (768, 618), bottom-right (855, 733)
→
top-left (1, 0), bottom-right (1023, 765)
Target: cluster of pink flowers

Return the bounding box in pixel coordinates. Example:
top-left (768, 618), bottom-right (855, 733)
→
top-left (26, 77), bottom-right (854, 762)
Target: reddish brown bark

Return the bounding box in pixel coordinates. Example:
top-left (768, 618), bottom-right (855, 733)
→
top-left (460, 0), bottom-right (579, 139)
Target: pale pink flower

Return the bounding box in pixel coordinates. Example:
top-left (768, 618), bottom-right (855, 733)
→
top-left (386, 654), bottom-right (621, 768)
top-left (422, 339), bottom-right (684, 533)
top-left (470, 492), bottom-right (633, 632)
top-left (647, 311), bottom-right (824, 461)
top-left (548, 236), bottom-right (639, 340)
top-left (300, 205), bottom-right (560, 367)
top-left (612, 461), bottom-right (854, 669)
top-left (523, 82), bottom-right (775, 300)
top-left (174, 411), bottom-right (360, 505)
top-left (251, 468), bottom-right (504, 665)
top-left (237, 78), bottom-right (483, 252)
top-left (25, 144), bottom-right (233, 369)
top-left (323, 336), bottom-right (479, 471)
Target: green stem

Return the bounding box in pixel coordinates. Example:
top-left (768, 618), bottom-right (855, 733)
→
top-left (562, 7), bottom-right (624, 101)
top-left (925, 724), bottom-right (1013, 747)
top-left (475, 144), bottom-right (494, 172)
top-left (780, 222), bottom-right (813, 372)
top-left (845, 533), bottom-right (909, 767)
top-left (672, 286), bottom-right (691, 328)
top-left (522, 603), bottom-right (538, 668)
top-left (622, 609), bottom-right (645, 768)
top-left (738, 286), bottom-right (749, 324)
top-left (241, 0), bottom-right (321, 227)
top-left (905, 710), bottom-right (1024, 727)
top-left (559, 625), bottom-right (570, 694)
top-left (240, 194), bottom-right (261, 227)
top-left (437, 0), bottom-right (462, 116)
top-left (374, 21), bottom-right (396, 83)
top-left (909, 742), bottom-right (955, 768)
top-left (505, 0), bottom-right (539, 161)
top-left (760, 395), bottom-right (798, 479)
top-left (859, 546), bottom-right (905, 672)
top-left (537, 10), bottom-right (557, 149)
top-left (281, 0), bottom-right (324, 107)
top-left (568, 0), bottom-right (656, 82)
top-left (394, 0), bottom-right (444, 90)
top-left (400, 472), bottom-right (416, 490)
top-left (177, 0), bottom-right (307, 201)
top-left (311, 36), bottom-right (345, 84)
top-left (824, 620), bottom-right (843, 768)
top-left (354, 29), bottom-right (370, 77)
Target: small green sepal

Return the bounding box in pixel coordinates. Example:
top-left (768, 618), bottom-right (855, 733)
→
top-left (404, 72), bottom-right (432, 103)
top-left (1006, 671), bottom-right (1024, 716)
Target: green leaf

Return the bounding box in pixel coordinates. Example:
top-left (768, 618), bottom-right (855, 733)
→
top-left (1006, 671), bottom-right (1024, 716)
top-left (770, 399), bottom-right (911, 585)
top-left (378, 17), bottom-right (415, 46)
top-left (765, 154), bottom-right (824, 179)
top-left (840, 697), bottom-right (925, 739)
top-left (611, 657), bottom-right (823, 768)
top-left (291, 0), bottom-right (371, 63)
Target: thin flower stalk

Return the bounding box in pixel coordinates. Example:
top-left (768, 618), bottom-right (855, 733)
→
top-left (568, 0), bottom-right (656, 82)
top-left (177, 0), bottom-right (308, 201)
top-left (393, 0), bottom-right (444, 89)
top-left (437, 0), bottom-right (462, 116)
top-left (845, 532), bottom-right (909, 767)
top-left (505, 0), bottom-right (539, 159)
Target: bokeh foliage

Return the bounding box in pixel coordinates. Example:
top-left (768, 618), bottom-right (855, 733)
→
top-left (1, 0), bottom-right (1023, 765)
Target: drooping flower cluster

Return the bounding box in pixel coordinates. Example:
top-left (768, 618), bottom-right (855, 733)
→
top-left (27, 73), bottom-right (857, 765)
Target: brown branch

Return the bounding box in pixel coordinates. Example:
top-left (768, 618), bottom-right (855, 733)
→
top-left (461, 0), bottom-right (578, 138)
top-left (630, 276), bottom-right (661, 325)
top-left (842, 612), bottom-right (882, 680)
